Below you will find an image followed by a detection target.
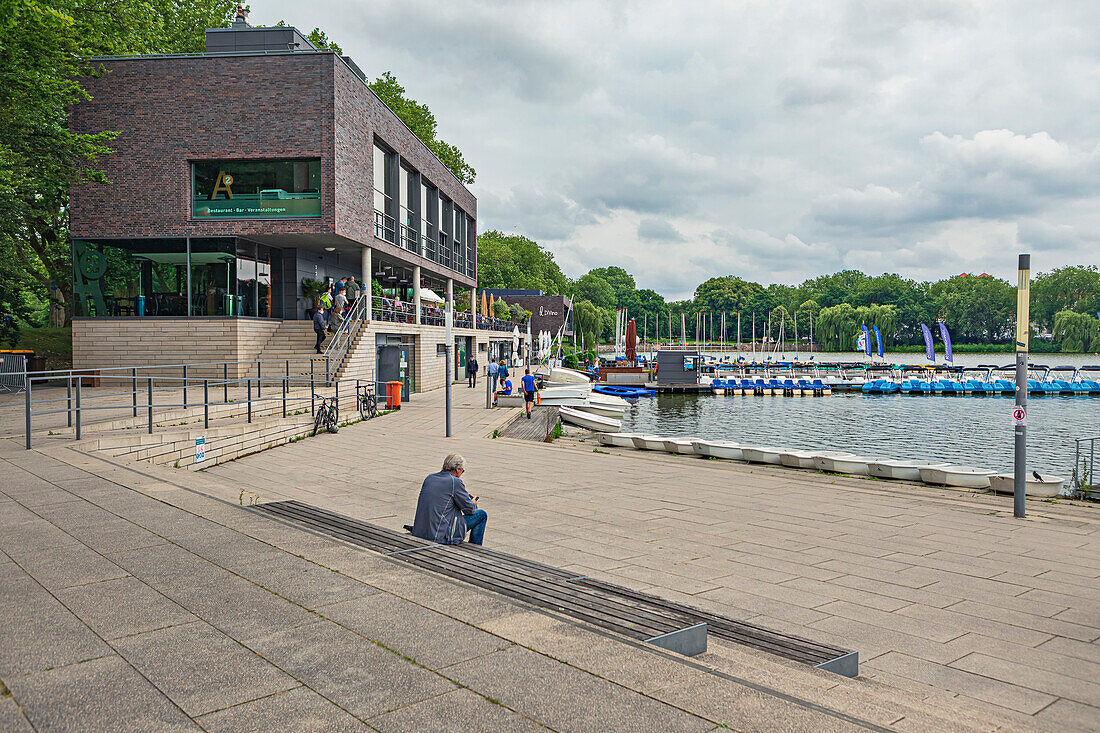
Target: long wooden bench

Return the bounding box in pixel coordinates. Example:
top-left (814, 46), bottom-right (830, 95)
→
top-left (254, 500), bottom-right (857, 676)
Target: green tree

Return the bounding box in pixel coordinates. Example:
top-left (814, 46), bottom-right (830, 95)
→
top-left (1052, 311), bottom-right (1100, 353)
top-left (475, 231), bottom-right (568, 294)
top-left (368, 72), bottom-right (476, 184)
top-left (572, 299), bottom-right (600, 352)
top-left (1032, 265), bottom-right (1100, 332)
top-left (928, 275), bottom-right (1014, 344)
top-left (816, 304), bottom-right (859, 351)
top-left (570, 273), bottom-right (616, 310)
top-left (587, 266), bottom-right (635, 305)
top-left (492, 298), bottom-right (510, 320)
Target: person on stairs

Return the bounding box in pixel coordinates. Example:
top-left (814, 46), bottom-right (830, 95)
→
top-left (312, 305), bottom-right (327, 354)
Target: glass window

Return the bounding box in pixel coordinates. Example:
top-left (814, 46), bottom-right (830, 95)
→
top-left (192, 160), bottom-right (320, 219)
top-left (189, 238), bottom-right (238, 316)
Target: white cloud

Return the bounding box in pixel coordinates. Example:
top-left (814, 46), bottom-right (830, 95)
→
top-left (261, 0), bottom-right (1100, 293)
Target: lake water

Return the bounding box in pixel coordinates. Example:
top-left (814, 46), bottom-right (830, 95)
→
top-left (619, 390), bottom-right (1099, 476)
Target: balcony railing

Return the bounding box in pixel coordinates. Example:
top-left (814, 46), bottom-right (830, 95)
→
top-left (373, 209), bottom-right (396, 244)
top-left (370, 297), bottom-right (518, 332)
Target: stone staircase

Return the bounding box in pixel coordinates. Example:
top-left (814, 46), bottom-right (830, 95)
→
top-left (335, 321), bottom-right (374, 383)
top-left (244, 321), bottom-right (323, 380)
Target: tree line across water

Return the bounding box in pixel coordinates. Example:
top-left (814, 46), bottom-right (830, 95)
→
top-left (476, 231), bottom-right (1100, 353)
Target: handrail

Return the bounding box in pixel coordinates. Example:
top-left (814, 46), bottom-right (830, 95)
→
top-left (323, 294), bottom-right (368, 371)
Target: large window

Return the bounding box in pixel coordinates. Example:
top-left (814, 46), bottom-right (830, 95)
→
top-left (192, 160), bottom-right (320, 219)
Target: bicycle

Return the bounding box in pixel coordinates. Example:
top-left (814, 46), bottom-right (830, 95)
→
top-left (357, 384), bottom-right (378, 421)
top-left (313, 396), bottom-right (339, 435)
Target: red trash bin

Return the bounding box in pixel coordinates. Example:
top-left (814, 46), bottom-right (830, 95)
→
top-left (386, 381), bottom-right (402, 410)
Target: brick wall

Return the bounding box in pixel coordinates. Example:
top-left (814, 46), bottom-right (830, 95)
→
top-left (71, 53), bottom-right (336, 240)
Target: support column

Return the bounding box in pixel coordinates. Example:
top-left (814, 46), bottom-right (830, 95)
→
top-left (413, 265), bottom-right (422, 325)
top-left (362, 246), bottom-right (372, 321)
top-left (470, 287), bottom-right (476, 322)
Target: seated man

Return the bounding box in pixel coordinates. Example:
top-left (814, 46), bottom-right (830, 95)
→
top-left (408, 454), bottom-right (487, 545)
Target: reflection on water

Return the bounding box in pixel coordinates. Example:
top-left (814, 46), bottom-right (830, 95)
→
top-left (621, 392), bottom-right (1099, 475)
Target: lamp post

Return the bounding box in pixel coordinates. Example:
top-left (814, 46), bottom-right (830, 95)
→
top-left (445, 278), bottom-right (453, 437)
top-left (1013, 254), bottom-right (1030, 518)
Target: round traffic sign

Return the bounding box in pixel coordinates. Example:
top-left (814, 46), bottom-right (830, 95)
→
top-left (1013, 406), bottom-right (1026, 425)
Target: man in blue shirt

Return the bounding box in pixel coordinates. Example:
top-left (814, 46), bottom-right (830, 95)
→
top-left (521, 368), bottom-right (538, 419)
top-left (408, 454), bottom-right (487, 545)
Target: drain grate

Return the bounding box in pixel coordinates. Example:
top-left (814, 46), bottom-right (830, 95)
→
top-left (253, 500), bottom-right (856, 676)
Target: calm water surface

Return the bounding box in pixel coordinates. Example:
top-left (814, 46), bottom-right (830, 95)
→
top-left (620, 392), bottom-right (1099, 475)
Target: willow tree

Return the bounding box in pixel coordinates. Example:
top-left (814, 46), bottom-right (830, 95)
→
top-left (854, 304), bottom-right (898, 346)
top-left (816, 304), bottom-right (858, 351)
top-left (573, 299), bottom-right (600, 353)
top-left (1053, 311), bottom-right (1100, 353)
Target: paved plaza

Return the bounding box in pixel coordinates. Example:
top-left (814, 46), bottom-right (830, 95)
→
top-left (0, 384), bottom-right (1096, 731)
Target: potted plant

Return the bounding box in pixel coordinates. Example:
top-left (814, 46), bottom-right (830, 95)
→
top-left (302, 278), bottom-right (325, 313)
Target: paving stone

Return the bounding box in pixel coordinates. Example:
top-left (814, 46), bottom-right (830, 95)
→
top-left (247, 621), bottom-right (453, 719)
top-left (7, 655), bottom-right (198, 732)
top-left (369, 687), bottom-right (545, 732)
top-left (1032, 697), bottom-right (1100, 733)
top-left (949, 651), bottom-right (1100, 708)
top-left (4, 542), bottom-right (129, 591)
top-left (317, 593), bottom-right (510, 668)
top-left (444, 645), bottom-right (713, 732)
top-left (112, 622), bottom-right (298, 717)
top-left (55, 576), bottom-right (197, 640)
top-left (196, 686), bottom-right (367, 732)
top-left (0, 574), bottom-right (113, 676)
top-left (0, 694), bottom-right (33, 733)
top-left (230, 553), bottom-right (377, 609)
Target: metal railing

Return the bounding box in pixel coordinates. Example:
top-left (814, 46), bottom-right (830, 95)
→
top-left (323, 295), bottom-right (368, 372)
top-left (20, 355), bottom-right (393, 450)
top-left (1, 353), bottom-right (27, 393)
top-left (1073, 437), bottom-right (1098, 497)
top-left (373, 208), bottom-right (396, 244)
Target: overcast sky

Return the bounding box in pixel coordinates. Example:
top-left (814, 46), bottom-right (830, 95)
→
top-left (264, 0), bottom-right (1100, 299)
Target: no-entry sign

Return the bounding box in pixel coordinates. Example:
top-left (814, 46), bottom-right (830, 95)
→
top-left (1012, 406), bottom-right (1026, 426)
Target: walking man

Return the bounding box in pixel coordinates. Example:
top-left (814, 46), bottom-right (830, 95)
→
top-left (488, 359), bottom-right (499, 397)
top-left (408, 454), bottom-right (487, 545)
top-left (521, 368), bottom-right (538, 419)
top-left (312, 305), bottom-right (326, 353)
top-left (467, 354), bottom-right (478, 388)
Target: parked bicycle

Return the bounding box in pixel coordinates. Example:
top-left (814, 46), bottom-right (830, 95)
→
top-left (313, 396), bottom-right (339, 435)
top-left (357, 384), bottom-right (378, 421)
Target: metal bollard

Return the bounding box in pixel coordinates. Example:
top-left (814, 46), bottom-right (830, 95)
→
top-left (182, 365), bottom-right (188, 408)
top-left (204, 380), bottom-right (209, 429)
top-left (25, 377), bottom-right (32, 450)
top-left (131, 367), bottom-right (137, 418)
top-left (75, 378), bottom-right (82, 440)
top-left (223, 363), bottom-right (229, 403)
top-left (256, 360), bottom-right (261, 398)
top-left (247, 379), bottom-right (252, 423)
top-left (148, 378), bottom-right (154, 434)
top-left (282, 377), bottom-right (287, 417)
top-left (66, 376), bottom-right (72, 427)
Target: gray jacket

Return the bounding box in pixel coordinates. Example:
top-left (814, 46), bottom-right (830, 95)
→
top-left (410, 470), bottom-right (477, 544)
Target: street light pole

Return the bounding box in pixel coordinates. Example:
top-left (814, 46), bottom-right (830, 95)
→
top-left (1013, 254), bottom-right (1030, 518)
top-left (445, 279), bottom-right (453, 437)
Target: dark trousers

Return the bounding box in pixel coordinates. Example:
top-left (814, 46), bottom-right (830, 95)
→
top-left (314, 330), bottom-right (325, 353)
top-left (468, 371), bottom-right (476, 388)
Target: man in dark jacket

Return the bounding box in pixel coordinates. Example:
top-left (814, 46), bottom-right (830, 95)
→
top-left (409, 454), bottom-right (487, 545)
top-left (466, 355), bottom-right (478, 388)
top-left (313, 306), bottom-right (326, 353)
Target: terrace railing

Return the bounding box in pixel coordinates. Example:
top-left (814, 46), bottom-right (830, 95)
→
top-left (1073, 436), bottom-right (1099, 498)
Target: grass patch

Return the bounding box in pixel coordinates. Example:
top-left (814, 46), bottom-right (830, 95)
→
top-left (11, 326), bottom-right (72, 370)
top-left (593, 448), bottom-right (609, 454)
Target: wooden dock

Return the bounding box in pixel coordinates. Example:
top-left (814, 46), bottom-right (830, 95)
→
top-left (498, 405), bottom-right (559, 441)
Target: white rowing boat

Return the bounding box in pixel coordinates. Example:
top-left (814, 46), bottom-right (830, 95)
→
top-left (549, 367), bottom-right (592, 384)
top-left (817, 455), bottom-right (877, 476)
top-left (536, 385), bottom-right (592, 405)
top-left (630, 435), bottom-right (667, 451)
top-left (867, 459), bottom-right (950, 482)
top-left (988, 473), bottom-right (1066, 498)
top-left (558, 406), bottom-right (621, 433)
top-left (918, 465), bottom-right (995, 489)
top-left (691, 440), bottom-right (743, 460)
top-left (779, 450), bottom-right (820, 469)
top-left (596, 432), bottom-right (643, 448)
top-left (741, 446), bottom-right (785, 465)
top-left (811, 452), bottom-right (859, 472)
top-left (662, 437), bottom-right (699, 455)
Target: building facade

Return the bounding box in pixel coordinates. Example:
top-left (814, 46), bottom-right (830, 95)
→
top-left (68, 15), bottom-right (509, 392)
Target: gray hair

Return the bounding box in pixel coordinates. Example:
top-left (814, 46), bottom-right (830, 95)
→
top-left (442, 454), bottom-right (466, 473)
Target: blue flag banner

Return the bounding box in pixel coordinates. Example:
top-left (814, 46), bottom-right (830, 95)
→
top-left (939, 322), bottom-right (953, 363)
top-left (862, 324), bottom-right (871, 356)
top-left (873, 325), bottom-right (883, 358)
top-left (921, 323), bottom-right (935, 362)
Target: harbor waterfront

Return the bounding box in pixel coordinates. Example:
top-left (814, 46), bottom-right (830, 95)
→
top-left (618, 353), bottom-right (1098, 476)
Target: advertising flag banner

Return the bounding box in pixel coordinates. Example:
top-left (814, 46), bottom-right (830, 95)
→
top-left (921, 323), bottom-right (935, 362)
top-left (939, 322), bottom-right (954, 363)
top-left (861, 323), bottom-right (872, 356)
top-left (873, 325), bottom-right (883, 358)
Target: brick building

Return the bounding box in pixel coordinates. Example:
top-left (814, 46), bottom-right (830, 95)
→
top-left (68, 14), bottom-right (512, 392)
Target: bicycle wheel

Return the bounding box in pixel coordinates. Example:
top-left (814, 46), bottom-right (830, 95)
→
top-left (358, 395), bottom-right (368, 421)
